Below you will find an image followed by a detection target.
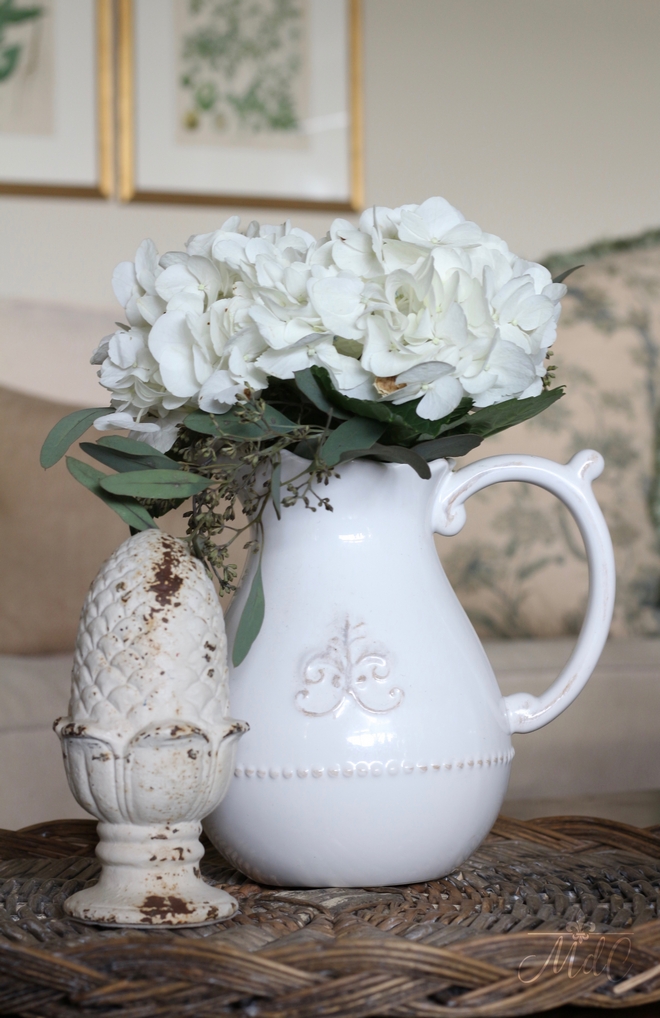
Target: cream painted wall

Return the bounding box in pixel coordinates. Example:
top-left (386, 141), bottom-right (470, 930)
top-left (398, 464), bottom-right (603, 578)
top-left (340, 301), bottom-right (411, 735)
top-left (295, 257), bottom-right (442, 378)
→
top-left (1, 0), bottom-right (659, 312)
top-left (364, 0), bottom-right (660, 255)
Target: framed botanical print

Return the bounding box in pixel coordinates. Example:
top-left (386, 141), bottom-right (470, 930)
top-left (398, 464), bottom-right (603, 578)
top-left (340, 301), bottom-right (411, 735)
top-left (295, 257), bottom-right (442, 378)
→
top-left (118, 0), bottom-right (363, 211)
top-left (0, 0), bottom-right (113, 197)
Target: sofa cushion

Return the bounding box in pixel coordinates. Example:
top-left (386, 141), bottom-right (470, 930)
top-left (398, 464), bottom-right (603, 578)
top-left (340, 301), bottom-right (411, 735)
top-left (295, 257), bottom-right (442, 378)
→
top-left (493, 638), bottom-right (660, 800)
top-left (0, 653), bottom-right (86, 828)
top-left (0, 386), bottom-right (127, 654)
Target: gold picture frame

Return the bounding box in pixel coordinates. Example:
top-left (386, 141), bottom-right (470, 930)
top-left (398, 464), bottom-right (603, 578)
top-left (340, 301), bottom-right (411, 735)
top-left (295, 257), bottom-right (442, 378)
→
top-left (0, 0), bottom-right (114, 199)
top-left (118, 0), bottom-right (363, 212)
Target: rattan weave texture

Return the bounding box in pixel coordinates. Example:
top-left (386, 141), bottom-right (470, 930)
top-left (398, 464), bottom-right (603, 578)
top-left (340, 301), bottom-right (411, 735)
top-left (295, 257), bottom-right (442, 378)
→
top-left (0, 816), bottom-right (658, 1015)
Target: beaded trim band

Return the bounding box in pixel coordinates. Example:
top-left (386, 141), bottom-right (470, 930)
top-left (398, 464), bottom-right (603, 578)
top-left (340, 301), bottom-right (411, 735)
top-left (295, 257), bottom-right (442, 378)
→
top-left (234, 748), bottom-right (515, 780)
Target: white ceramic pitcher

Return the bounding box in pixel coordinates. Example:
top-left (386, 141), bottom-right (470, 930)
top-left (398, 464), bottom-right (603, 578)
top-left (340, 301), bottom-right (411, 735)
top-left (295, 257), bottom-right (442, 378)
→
top-left (204, 448), bottom-right (615, 887)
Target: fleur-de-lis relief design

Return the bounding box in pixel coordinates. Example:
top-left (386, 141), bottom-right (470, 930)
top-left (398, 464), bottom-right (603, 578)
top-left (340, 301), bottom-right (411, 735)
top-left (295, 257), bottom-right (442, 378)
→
top-left (566, 920), bottom-right (595, 943)
top-left (295, 619), bottom-right (404, 717)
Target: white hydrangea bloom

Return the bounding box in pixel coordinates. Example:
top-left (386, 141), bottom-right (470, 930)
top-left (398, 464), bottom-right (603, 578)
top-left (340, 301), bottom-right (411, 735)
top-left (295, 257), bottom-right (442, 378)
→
top-left (92, 200), bottom-right (565, 449)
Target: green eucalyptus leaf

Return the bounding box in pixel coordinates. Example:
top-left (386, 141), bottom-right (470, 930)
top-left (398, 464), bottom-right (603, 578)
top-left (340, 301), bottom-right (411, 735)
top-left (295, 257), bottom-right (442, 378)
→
top-left (262, 404), bottom-right (299, 433)
top-left (184, 408), bottom-right (255, 438)
top-left (183, 410), bottom-right (222, 436)
top-left (184, 408), bottom-right (265, 439)
top-left (553, 265), bottom-right (584, 284)
top-left (413, 434), bottom-right (483, 461)
top-left (100, 468), bottom-right (210, 499)
top-left (311, 367), bottom-right (393, 423)
top-left (186, 404), bottom-right (299, 439)
top-left (393, 396), bottom-right (475, 440)
top-left (293, 368), bottom-right (349, 419)
top-left (436, 412), bottom-right (474, 436)
top-left (66, 457), bottom-right (157, 531)
top-left (380, 397), bottom-right (433, 433)
top-left (217, 418), bottom-right (269, 439)
top-left (98, 435), bottom-right (150, 452)
top-left (232, 561), bottom-right (265, 666)
top-left (80, 441), bottom-right (180, 474)
top-left (292, 439), bottom-right (318, 460)
top-left (311, 366), bottom-right (473, 445)
top-left (452, 387), bottom-right (565, 438)
top-left (378, 417), bottom-right (424, 447)
top-left (321, 417), bottom-right (387, 467)
top-left (271, 461), bottom-right (282, 519)
top-left (339, 443), bottom-right (432, 479)
top-left (97, 435), bottom-right (179, 465)
top-left (333, 337), bottom-right (363, 359)
top-left (40, 407), bottom-right (114, 468)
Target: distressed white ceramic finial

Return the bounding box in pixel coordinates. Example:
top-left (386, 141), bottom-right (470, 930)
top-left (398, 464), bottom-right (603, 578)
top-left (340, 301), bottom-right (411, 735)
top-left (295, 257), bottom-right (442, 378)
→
top-left (55, 530), bottom-right (248, 926)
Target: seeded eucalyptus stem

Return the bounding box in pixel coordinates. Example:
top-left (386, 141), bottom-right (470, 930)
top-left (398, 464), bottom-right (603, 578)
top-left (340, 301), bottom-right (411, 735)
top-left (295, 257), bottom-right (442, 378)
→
top-left (171, 397), bottom-right (336, 598)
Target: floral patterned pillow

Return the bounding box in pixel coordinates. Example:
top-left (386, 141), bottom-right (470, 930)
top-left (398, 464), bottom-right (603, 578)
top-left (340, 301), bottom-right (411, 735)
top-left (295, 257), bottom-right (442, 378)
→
top-left (439, 238), bottom-right (660, 638)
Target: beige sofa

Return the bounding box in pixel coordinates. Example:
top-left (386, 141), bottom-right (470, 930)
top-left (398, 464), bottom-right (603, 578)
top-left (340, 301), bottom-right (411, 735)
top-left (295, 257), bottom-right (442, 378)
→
top-left (2, 233), bottom-right (660, 829)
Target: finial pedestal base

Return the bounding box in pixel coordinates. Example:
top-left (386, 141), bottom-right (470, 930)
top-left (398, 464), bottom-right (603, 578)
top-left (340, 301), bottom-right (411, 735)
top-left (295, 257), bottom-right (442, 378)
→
top-left (63, 821), bottom-right (237, 927)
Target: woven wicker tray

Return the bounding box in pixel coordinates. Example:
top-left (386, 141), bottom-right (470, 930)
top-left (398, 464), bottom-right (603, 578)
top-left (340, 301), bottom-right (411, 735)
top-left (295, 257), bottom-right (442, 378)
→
top-left (0, 816), bottom-right (659, 1016)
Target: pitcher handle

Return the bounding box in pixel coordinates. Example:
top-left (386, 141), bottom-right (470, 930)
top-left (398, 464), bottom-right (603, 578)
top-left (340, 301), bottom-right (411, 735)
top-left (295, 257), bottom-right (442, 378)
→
top-left (432, 449), bottom-right (615, 734)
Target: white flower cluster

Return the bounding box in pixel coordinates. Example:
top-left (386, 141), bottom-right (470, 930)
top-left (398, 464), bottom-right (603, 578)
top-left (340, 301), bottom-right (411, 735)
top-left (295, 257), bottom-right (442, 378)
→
top-left (92, 197), bottom-right (565, 450)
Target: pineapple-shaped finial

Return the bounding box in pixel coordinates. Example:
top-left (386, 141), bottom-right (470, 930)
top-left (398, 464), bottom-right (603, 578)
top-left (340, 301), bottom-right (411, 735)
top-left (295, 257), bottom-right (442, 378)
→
top-left (70, 529), bottom-right (229, 736)
top-left (55, 530), bottom-right (247, 926)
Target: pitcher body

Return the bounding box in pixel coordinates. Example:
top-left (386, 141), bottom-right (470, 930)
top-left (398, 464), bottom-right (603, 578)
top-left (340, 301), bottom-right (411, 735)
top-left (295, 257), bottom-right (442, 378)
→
top-left (206, 455), bottom-right (515, 886)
